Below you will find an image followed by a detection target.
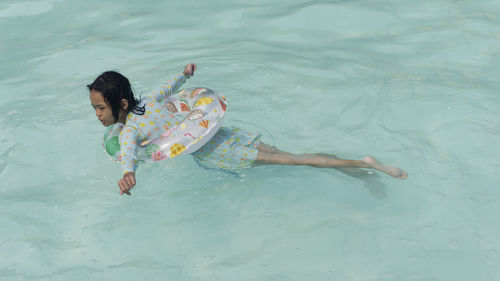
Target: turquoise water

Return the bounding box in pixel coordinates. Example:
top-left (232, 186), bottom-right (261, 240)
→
top-left (1, 0), bottom-right (500, 280)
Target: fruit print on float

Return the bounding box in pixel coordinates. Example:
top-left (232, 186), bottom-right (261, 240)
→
top-left (170, 143), bottom-right (186, 158)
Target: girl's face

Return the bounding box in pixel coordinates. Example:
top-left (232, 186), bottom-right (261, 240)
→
top-left (90, 90), bottom-right (115, 127)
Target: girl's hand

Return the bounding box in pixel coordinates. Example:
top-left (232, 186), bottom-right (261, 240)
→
top-left (118, 172), bottom-right (136, 196)
top-left (183, 63), bottom-right (197, 78)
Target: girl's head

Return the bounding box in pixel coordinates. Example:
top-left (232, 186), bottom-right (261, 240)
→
top-left (87, 71), bottom-right (144, 127)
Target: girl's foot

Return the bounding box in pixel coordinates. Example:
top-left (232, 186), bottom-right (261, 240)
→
top-left (362, 157), bottom-right (408, 179)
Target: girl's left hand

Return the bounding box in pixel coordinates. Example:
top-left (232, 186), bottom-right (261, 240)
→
top-left (118, 172), bottom-right (136, 196)
top-left (183, 63), bottom-right (197, 78)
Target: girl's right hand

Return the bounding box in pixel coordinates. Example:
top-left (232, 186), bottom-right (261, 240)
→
top-left (183, 63), bottom-right (197, 78)
top-left (118, 172), bottom-right (136, 196)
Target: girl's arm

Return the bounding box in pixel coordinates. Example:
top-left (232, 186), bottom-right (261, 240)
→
top-left (150, 63), bottom-right (197, 102)
top-left (118, 126), bottom-right (141, 195)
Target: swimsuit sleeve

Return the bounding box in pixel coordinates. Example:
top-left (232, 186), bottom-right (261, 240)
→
top-left (119, 125), bottom-right (141, 174)
top-left (149, 72), bottom-right (186, 102)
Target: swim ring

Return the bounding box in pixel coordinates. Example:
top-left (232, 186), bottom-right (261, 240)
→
top-left (103, 122), bottom-right (147, 162)
top-left (103, 87), bottom-right (226, 161)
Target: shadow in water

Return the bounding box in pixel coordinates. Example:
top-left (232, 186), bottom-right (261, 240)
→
top-left (335, 167), bottom-right (387, 199)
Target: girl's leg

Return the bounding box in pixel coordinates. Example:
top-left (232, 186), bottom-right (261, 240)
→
top-left (254, 143), bottom-right (407, 179)
top-left (256, 144), bottom-right (373, 177)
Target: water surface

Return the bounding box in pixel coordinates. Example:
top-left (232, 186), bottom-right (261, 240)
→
top-left (1, 0), bottom-right (499, 280)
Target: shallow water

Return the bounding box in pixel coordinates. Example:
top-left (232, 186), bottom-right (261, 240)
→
top-left (1, 0), bottom-right (500, 280)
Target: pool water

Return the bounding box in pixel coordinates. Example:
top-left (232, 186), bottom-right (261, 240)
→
top-left (1, 0), bottom-right (499, 280)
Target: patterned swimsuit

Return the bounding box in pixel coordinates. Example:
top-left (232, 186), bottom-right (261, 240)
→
top-left (118, 73), bottom-right (261, 175)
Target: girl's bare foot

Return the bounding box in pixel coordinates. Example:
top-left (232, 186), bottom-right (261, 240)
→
top-left (362, 157), bottom-right (408, 179)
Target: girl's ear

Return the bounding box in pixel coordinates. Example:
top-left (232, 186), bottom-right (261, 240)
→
top-left (120, 99), bottom-right (129, 111)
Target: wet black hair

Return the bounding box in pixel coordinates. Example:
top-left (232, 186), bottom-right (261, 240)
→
top-left (87, 71), bottom-right (145, 121)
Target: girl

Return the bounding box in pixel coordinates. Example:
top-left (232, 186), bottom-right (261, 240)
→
top-left (88, 63), bottom-right (407, 196)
